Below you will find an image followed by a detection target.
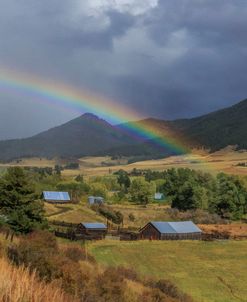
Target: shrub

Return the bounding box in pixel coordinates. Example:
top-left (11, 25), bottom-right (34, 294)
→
top-left (8, 231), bottom-right (63, 281)
top-left (0, 257), bottom-right (74, 302)
top-left (115, 266), bottom-right (139, 282)
top-left (95, 267), bottom-right (127, 302)
top-left (128, 213), bottom-right (136, 222)
top-left (64, 246), bottom-right (95, 263)
top-left (146, 278), bottom-right (194, 302)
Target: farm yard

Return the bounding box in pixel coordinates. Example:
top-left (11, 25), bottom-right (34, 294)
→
top-left (45, 202), bottom-right (171, 227)
top-left (89, 240), bottom-right (247, 302)
top-left (0, 154), bottom-right (247, 302)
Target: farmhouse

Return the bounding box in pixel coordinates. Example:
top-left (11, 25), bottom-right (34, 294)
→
top-left (88, 196), bottom-right (104, 205)
top-left (139, 221), bottom-right (202, 240)
top-left (77, 222), bottom-right (107, 238)
top-left (42, 191), bottom-right (71, 204)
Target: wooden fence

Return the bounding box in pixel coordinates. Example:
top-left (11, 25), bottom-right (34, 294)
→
top-left (54, 230), bottom-right (105, 241)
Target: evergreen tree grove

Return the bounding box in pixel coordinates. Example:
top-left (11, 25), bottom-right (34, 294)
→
top-left (0, 167), bottom-right (47, 233)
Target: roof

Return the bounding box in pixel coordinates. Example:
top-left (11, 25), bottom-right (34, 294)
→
top-left (81, 222), bottom-right (107, 229)
top-left (150, 221), bottom-right (202, 234)
top-left (43, 191), bottom-right (70, 201)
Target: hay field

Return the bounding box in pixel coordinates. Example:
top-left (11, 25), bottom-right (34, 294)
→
top-left (44, 202), bottom-right (105, 223)
top-left (0, 147), bottom-right (247, 177)
top-left (44, 202), bottom-right (172, 228)
top-left (64, 148), bottom-right (247, 177)
top-left (89, 240), bottom-right (247, 302)
top-left (105, 204), bottom-right (171, 228)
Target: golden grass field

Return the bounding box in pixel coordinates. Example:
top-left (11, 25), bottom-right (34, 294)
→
top-left (45, 202), bottom-right (172, 228)
top-left (0, 257), bottom-right (72, 302)
top-left (1, 147), bottom-right (246, 177)
top-left (45, 201), bottom-right (105, 223)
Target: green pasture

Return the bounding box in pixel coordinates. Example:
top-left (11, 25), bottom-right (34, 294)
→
top-left (89, 240), bottom-right (247, 302)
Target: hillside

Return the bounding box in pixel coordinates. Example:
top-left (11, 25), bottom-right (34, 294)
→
top-left (128, 98), bottom-right (247, 152)
top-left (90, 240), bottom-right (247, 302)
top-left (0, 99), bottom-right (246, 161)
top-left (170, 98), bottom-right (247, 151)
top-left (0, 113), bottom-right (138, 161)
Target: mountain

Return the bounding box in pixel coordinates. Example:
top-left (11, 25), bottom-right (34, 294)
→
top-left (118, 98), bottom-right (247, 153)
top-left (0, 99), bottom-right (246, 161)
top-left (169, 98), bottom-right (247, 151)
top-left (0, 113), bottom-right (138, 161)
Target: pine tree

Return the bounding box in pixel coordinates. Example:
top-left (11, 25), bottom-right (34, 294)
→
top-left (0, 167), bottom-right (47, 233)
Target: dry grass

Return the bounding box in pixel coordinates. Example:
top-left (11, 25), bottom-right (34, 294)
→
top-left (0, 157), bottom-right (55, 168)
top-left (199, 223), bottom-right (247, 237)
top-left (45, 202), bottom-right (171, 227)
top-left (0, 148), bottom-right (247, 177)
top-left (107, 204), bottom-right (170, 228)
top-left (45, 202), bottom-right (105, 223)
top-left (0, 257), bottom-right (75, 302)
top-left (64, 148), bottom-right (247, 177)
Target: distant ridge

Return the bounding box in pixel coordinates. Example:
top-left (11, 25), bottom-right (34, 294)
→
top-left (169, 98), bottom-right (247, 151)
top-left (0, 113), bottom-right (137, 160)
top-left (0, 99), bottom-right (246, 161)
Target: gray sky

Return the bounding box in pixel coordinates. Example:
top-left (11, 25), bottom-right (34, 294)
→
top-left (0, 0), bottom-right (247, 139)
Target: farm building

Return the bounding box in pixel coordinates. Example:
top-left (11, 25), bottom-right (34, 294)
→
top-left (42, 191), bottom-right (70, 204)
top-left (139, 221), bottom-right (202, 240)
top-left (88, 196), bottom-right (104, 205)
top-left (154, 192), bottom-right (165, 201)
top-left (77, 222), bottom-right (107, 238)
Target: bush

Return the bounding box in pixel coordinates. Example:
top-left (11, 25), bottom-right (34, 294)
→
top-left (115, 266), bottom-right (139, 282)
top-left (8, 231), bottom-right (61, 281)
top-left (128, 213), bottom-right (136, 222)
top-left (166, 208), bottom-right (227, 224)
top-left (64, 246), bottom-right (95, 263)
top-left (95, 267), bottom-right (127, 302)
top-left (146, 278), bottom-right (194, 302)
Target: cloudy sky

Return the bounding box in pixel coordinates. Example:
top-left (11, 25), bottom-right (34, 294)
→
top-left (0, 0), bottom-right (247, 139)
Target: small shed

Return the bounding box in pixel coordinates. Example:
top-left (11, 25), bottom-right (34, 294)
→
top-left (77, 222), bottom-right (107, 238)
top-left (154, 192), bottom-right (165, 201)
top-left (43, 191), bottom-right (70, 204)
top-left (88, 196), bottom-right (104, 205)
top-left (139, 221), bottom-right (202, 240)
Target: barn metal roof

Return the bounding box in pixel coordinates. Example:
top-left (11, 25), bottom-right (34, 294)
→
top-left (43, 191), bottom-right (70, 201)
top-left (81, 223), bottom-right (107, 229)
top-left (150, 221), bottom-right (202, 234)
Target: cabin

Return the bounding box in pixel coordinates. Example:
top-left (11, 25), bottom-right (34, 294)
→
top-left (77, 222), bottom-right (107, 238)
top-left (42, 191), bottom-right (70, 204)
top-left (88, 196), bottom-right (104, 205)
top-left (139, 221), bottom-right (202, 240)
top-left (154, 192), bottom-right (165, 201)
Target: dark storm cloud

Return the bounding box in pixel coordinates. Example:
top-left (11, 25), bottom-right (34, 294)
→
top-left (0, 0), bottom-right (247, 138)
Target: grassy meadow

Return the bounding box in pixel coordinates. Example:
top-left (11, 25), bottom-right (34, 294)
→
top-left (0, 148), bottom-right (247, 178)
top-left (45, 201), bottom-right (171, 227)
top-left (45, 201), bottom-right (105, 223)
top-left (89, 240), bottom-right (247, 302)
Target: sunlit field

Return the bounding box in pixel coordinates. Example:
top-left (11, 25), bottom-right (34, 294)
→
top-left (89, 240), bottom-right (247, 302)
top-left (1, 148), bottom-right (246, 178)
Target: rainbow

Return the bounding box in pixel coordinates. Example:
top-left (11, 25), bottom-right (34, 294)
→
top-left (0, 67), bottom-right (190, 154)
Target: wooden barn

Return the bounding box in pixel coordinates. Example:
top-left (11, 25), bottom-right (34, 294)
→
top-left (77, 222), bottom-right (107, 238)
top-left (139, 221), bottom-right (202, 240)
top-left (42, 191), bottom-right (71, 204)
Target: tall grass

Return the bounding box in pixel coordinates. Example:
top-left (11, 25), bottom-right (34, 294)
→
top-left (0, 257), bottom-right (75, 302)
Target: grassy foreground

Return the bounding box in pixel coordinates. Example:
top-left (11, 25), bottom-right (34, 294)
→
top-left (89, 240), bottom-right (247, 302)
